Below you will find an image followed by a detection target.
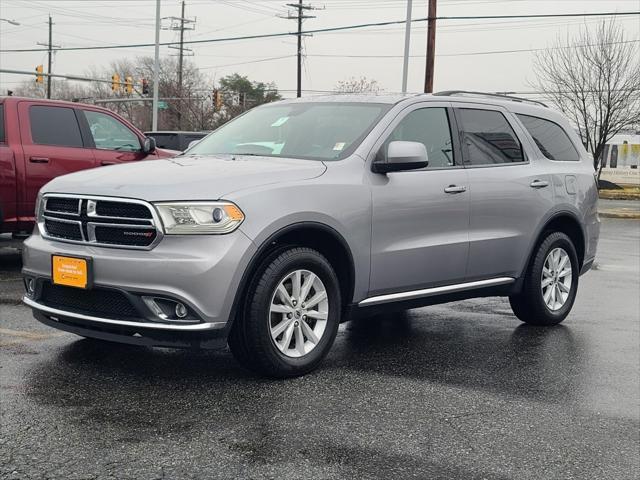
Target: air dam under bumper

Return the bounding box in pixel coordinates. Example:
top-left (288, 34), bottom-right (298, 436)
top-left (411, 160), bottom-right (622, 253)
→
top-left (21, 229), bottom-right (257, 349)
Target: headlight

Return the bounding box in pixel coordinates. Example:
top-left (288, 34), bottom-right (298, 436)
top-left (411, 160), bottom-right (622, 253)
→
top-left (154, 201), bottom-right (244, 235)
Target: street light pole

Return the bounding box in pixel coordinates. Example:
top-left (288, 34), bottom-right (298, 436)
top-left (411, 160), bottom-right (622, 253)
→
top-left (152, 0), bottom-right (161, 131)
top-left (401, 0), bottom-right (413, 93)
top-left (47, 16), bottom-right (52, 99)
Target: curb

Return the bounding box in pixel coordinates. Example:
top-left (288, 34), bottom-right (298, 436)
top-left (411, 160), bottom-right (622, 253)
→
top-left (599, 190), bottom-right (640, 201)
top-left (598, 210), bottom-right (640, 219)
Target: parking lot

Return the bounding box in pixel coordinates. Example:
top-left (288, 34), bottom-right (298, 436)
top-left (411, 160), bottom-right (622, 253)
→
top-left (1, 218), bottom-right (638, 480)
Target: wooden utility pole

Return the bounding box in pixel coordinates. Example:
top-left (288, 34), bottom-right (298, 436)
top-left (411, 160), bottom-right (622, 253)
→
top-left (424, 0), bottom-right (437, 93)
top-left (283, 2), bottom-right (319, 98)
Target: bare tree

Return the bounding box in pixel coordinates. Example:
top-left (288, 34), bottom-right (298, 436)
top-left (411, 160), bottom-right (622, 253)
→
top-left (532, 20), bottom-right (640, 173)
top-left (334, 76), bottom-right (382, 94)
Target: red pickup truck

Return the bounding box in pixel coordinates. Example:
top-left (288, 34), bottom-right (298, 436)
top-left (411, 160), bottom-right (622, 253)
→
top-left (0, 97), bottom-right (176, 235)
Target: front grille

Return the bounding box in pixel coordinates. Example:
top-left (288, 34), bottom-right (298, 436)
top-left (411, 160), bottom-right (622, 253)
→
top-left (45, 197), bottom-right (80, 214)
top-left (39, 282), bottom-right (140, 320)
top-left (94, 225), bottom-right (157, 247)
top-left (41, 195), bottom-right (161, 249)
top-left (95, 201), bottom-right (153, 219)
top-left (44, 218), bottom-right (82, 240)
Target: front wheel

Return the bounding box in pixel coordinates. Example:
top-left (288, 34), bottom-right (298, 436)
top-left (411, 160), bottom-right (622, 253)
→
top-left (229, 247), bottom-right (341, 378)
top-left (509, 231), bottom-right (579, 326)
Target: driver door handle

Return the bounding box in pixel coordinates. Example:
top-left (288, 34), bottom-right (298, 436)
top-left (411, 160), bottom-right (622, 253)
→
top-left (29, 157), bottom-right (50, 164)
top-left (444, 185), bottom-right (467, 194)
top-left (530, 180), bottom-right (549, 188)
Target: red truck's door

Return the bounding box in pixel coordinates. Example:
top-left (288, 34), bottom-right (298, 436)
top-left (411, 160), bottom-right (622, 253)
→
top-left (18, 101), bottom-right (96, 220)
top-left (0, 102), bottom-right (18, 233)
top-left (78, 108), bottom-right (150, 166)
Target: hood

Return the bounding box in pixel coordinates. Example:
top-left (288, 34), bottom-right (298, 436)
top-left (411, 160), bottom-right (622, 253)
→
top-left (43, 155), bottom-right (327, 201)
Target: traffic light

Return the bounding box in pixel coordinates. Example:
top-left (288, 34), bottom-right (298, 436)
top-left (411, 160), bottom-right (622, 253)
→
top-left (213, 89), bottom-right (223, 111)
top-left (125, 76), bottom-right (133, 95)
top-left (111, 73), bottom-right (120, 92)
top-left (141, 78), bottom-right (149, 96)
top-left (35, 65), bottom-right (44, 84)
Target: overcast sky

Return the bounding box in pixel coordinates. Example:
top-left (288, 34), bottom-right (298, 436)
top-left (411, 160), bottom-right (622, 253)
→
top-left (0, 0), bottom-right (639, 99)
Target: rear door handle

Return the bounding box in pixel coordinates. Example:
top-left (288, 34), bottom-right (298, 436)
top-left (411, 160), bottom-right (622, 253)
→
top-left (100, 161), bottom-right (116, 166)
top-left (444, 185), bottom-right (467, 194)
top-left (530, 180), bottom-right (549, 188)
top-left (29, 157), bottom-right (50, 164)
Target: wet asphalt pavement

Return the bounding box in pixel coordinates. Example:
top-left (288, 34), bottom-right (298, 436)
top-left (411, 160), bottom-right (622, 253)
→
top-left (1, 219), bottom-right (639, 480)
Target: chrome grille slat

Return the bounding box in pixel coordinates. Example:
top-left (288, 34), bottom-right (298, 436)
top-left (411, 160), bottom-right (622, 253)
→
top-left (39, 194), bottom-right (163, 250)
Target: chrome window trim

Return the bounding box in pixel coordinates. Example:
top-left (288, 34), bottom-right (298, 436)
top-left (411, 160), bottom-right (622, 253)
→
top-left (23, 296), bottom-right (224, 331)
top-left (39, 193), bottom-right (163, 250)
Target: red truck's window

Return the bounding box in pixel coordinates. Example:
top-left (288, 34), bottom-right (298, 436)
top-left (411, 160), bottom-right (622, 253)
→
top-left (0, 104), bottom-right (4, 143)
top-left (30, 105), bottom-right (83, 147)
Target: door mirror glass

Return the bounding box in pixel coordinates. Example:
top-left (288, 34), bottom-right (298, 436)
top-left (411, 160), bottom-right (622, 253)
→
top-left (186, 139), bottom-right (201, 151)
top-left (373, 141), bottom-right (428, 174)
top-left (143, 136), bottom-right (156, 154)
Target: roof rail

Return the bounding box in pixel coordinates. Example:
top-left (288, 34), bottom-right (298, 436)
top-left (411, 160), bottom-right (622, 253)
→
top-left (433, 90), bottom-right (548, 108)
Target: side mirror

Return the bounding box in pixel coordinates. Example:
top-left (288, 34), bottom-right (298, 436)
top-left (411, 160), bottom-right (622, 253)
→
top-left (186, 139), bottom-right (200, 151)
top-left (142, 136), bottom-right (156, 154)
top-left (372, 141), bottom-right (428, 174)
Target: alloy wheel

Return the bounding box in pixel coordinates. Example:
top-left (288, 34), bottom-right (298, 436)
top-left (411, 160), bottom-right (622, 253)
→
top-left (541, 247), bottom-right (573, 311)
top-left (268, 269), bottom-right (329, 358)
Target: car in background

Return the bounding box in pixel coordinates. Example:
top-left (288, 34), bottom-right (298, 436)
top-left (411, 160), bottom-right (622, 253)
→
top-left (0, 97), bottom-right (177, 235)
top-left (144, 130), bottom-right (209, 152)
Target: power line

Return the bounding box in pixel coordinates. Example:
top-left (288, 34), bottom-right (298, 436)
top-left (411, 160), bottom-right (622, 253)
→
top-left (1, 11), bottom-right (638, 53)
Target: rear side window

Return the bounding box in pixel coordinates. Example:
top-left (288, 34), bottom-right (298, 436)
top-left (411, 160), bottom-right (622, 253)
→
top-left (517, 114), bottom-right (580, 161)
top-left (30, 105), bottom-right (83, 147)
top-left (0, 104), bottom-right (5, 143)
top-left (457, 108), bottom-right (524, 165)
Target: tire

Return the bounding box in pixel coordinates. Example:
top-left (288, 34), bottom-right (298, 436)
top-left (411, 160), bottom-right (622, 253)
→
top-left (509, 231), bottom-right (579, 326)
top-left (229, 247), bottom-right (341, 378)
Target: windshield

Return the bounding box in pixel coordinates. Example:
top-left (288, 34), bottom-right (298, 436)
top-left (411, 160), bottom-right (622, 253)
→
top-left (186, 102), bottom-right (389, 161)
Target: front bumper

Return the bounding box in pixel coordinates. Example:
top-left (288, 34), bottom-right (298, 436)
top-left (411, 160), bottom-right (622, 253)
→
top-left (21, 229), bottom-right (257, 348)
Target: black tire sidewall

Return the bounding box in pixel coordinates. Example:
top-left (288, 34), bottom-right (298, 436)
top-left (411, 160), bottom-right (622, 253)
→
top-left (529, 233), bottom-right (579, 321)
top-left (247, 248), bottom-right (341, 375)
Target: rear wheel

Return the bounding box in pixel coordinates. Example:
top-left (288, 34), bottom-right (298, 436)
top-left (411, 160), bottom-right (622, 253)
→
top-left (509, 231), bottom-right (579, 326)
top-left (229, 247), bottom-right (341, 378)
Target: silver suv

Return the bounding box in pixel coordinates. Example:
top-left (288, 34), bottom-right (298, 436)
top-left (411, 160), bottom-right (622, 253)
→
top-left (22, 92), bottom-right (600, 377)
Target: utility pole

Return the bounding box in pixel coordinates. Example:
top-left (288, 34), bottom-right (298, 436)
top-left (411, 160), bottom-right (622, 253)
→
top-left (401, 0), bottom-right (413, 93)
top-left (152, 0), bottom-right (161, 131)
top-left (424, 0), bottom-right (437, 93)
top-left (36, 16), bottom-right (60, 99)
top-left (164, 2), bottom-right (195, 129)
top-left (282, 2), bottom-right (320, 98)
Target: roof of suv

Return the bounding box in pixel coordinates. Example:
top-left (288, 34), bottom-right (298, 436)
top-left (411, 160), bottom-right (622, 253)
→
top-left (276, 92), bottom-right (561, 124)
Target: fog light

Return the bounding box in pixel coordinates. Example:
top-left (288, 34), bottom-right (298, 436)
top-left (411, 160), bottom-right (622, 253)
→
top-left (25, 278), bottom-right (35, 295)
top-left (175, 302), bottom-right (188, 318)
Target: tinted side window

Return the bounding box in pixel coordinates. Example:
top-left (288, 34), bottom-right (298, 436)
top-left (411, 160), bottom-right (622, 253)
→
top-left (517, 114), bottom-right (580, 161)
top-left (0, 104), bottom-right (5, 143)
top-left (457, 108), bottom-right (524, 165)
top-left (30, 105), bottom-right (83, 147)
top-left (384, 107), bottom-right (455, 168)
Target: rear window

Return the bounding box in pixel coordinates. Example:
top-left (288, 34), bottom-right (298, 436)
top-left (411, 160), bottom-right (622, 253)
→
top-left (0, 104), bottom-right (5, 143)
top-left (517, 114), bottom-right (580, 161)
top-left (30, 105), bottom-right (83, 147)
top-left (150, 133), bottom-right (178, 150)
